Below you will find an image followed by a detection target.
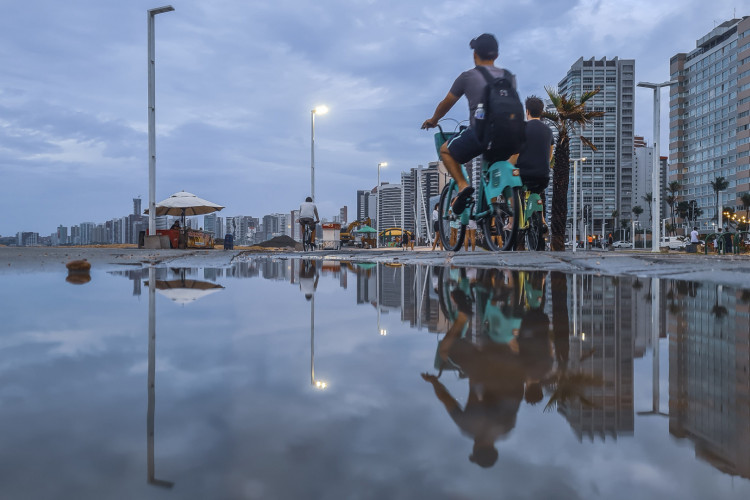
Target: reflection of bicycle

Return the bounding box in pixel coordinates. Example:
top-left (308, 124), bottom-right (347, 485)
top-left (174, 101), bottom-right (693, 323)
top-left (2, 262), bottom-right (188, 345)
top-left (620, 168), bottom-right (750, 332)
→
top-left (433, 124), bottom-right (530, 252)
top-left (302, 221), bottom-right (318, 251)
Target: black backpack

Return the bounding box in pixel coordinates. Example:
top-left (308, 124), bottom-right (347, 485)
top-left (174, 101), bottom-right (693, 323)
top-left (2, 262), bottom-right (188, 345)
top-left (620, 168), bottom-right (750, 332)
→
top-left (474, 66), bottom-right (525, 161)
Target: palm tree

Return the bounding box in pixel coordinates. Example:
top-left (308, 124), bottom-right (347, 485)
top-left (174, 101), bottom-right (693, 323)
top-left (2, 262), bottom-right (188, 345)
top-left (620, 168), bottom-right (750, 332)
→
top-left (740, 192), bottom-right (750, 229)
top-left (632, 205), bottom-right (643, 247)
top-left (667, 181), bottom-right (680, 231)
top-left (710, 176), bottom-right (729, 222)
top-left (642, 192), bottom-right (653, 224)
top-left (543, 87), bottom-right (604, 251)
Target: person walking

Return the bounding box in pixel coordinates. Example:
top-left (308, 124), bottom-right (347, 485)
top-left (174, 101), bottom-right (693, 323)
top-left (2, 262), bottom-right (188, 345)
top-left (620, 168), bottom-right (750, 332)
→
top-left (431, 204), bottom-right (444, 250)
top-left (465, 218), bottom-right (477, 251)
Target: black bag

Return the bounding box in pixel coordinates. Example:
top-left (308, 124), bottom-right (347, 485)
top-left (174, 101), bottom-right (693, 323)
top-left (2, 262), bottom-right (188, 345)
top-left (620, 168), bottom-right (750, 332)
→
top-left (474, 66), bottom-right (525, 161)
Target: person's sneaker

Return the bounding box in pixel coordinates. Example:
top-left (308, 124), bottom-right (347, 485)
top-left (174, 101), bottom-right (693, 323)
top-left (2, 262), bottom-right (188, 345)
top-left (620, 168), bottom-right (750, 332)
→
top-left (451, 186), bottom-right (475, 215)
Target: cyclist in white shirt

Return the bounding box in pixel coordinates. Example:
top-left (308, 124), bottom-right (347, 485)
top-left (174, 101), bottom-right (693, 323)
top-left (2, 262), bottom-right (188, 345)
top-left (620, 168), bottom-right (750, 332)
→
top-left (299, 197), bottom-right (320, 243)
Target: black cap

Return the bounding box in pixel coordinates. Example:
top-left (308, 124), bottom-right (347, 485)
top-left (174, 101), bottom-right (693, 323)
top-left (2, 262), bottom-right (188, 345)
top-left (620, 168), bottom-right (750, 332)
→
top-left (470, 33), bottom-right (498, 60)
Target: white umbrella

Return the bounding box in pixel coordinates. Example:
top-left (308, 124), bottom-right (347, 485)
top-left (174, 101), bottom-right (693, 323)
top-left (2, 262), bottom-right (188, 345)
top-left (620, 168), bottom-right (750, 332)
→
top-left (146, 279), bottom-right (225, 305)
top-left (144, 191), bottom-right (224, 217)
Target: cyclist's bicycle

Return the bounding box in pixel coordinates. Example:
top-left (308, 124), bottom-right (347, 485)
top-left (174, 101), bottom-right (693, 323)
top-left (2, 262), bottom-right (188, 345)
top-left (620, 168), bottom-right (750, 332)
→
top-left (302, 220), bottom-right (318, 252)
top-left (433, 123), bottom-right (545, 252)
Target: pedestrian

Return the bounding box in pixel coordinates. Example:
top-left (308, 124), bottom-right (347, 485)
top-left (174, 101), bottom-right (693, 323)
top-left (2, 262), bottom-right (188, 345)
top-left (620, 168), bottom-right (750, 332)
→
top-left (465, 218), bottom-right (477, 251)
top-left (715, 228), bottom-right (723, 253)
top-left (401, 230), bottom-right (409, 250)
top-left (431, 204), bottom-right (444, 250)
top-left (724, 227), bottom-right (733, 254)
top-left (449, 208), bottom-right (460, 247)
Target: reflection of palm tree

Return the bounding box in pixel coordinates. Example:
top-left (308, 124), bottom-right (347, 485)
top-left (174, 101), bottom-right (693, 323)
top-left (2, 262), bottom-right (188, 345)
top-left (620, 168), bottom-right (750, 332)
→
top-left (543, 371), bottom-right (600, 413)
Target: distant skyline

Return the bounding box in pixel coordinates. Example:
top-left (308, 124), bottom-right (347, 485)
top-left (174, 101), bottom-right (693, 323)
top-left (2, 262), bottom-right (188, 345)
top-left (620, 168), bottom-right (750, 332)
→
top-left (0, 0), bottom-right (744, 235)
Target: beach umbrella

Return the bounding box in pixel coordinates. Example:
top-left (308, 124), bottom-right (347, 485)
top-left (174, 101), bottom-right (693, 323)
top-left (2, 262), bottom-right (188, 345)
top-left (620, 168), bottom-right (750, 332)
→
top-left (144, 191), bottom-right (224, 217)
top-left (146, 278), bottom-right (224, 305)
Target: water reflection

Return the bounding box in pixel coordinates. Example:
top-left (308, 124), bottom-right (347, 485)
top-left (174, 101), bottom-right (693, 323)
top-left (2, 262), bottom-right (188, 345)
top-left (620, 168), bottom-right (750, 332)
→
top-left (104, 259), bottom-right (750, 490)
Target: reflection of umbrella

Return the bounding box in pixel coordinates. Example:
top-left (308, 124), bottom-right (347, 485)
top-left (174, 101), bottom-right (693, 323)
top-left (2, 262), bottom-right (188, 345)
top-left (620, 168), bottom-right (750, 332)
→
top-left (354, 225), bottom-right (377, 233)
top-left (144, 191), bottom-right (224, 217)
top-left (145, 279), bottom-right (224, 304)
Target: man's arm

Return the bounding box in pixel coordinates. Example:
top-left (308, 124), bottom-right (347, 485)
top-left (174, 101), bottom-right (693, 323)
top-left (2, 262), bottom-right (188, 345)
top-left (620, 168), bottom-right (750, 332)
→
top-left (422, 92), bottom-right (460, 129)
top-left (314, 206), bottom-right (320, 221)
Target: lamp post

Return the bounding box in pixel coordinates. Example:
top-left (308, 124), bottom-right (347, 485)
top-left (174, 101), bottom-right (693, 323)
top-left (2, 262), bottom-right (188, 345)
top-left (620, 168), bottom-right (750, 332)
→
top-left (147, 5), bottom-right (174, 242)
top-left (377, 162), bottom-right (387, 249)
top-left (572, 157), bottom-right (586, 253)
top-left (637, 80), bottom-right (677, 253)
top-left (310, 105), bottom-right (328, 202)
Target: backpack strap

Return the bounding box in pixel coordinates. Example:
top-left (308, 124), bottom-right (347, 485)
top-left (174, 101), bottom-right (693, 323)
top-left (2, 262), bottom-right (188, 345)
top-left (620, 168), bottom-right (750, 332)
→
top-left (476, 65), bottom-right (495, 84)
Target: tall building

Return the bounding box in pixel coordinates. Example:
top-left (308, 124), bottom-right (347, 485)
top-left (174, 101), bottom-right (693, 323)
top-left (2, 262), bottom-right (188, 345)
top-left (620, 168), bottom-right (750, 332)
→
top-left (378, 183), bottom-right (403, 230)
top-left (339, 206), bottom-right (348, 225)
top-left (400, 163), bottom-right (441, 241)
top-left (633, 137), bottom-right (669, 222)
top-left (558, 57), bottom-right (635, 238)
top-left (204, 213), bottom-right (217, 235)
top-left (669, 17), bottom-right (750, 230)
top-left (133, 197), bottom-right (142, 216)
top-left (356, 190), bottom-right (370, 222)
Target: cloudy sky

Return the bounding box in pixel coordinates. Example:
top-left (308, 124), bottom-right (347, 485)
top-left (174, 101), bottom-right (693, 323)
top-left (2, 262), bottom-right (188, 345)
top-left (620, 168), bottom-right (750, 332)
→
top-left (0, 0), bottom-right (744, 236)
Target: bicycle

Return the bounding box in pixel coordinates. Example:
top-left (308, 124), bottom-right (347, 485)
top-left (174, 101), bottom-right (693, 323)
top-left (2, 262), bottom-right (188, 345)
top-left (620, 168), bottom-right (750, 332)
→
top-left (433, 123), bottom-right (547, 252)
top-left (433, 123), bottom-right (521, 251)
top-left (302, 220), bottom-right (318, 252)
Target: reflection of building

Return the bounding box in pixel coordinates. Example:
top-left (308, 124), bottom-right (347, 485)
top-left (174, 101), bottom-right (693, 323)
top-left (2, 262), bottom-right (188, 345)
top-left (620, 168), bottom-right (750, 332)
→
top-left (668, 282), bottom-right (750, 479)
top-left (561, 274), bottom-right (635, 441)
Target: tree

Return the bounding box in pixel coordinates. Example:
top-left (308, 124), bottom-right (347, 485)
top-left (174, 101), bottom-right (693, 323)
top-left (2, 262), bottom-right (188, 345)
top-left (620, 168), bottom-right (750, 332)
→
top-left (667, 181), bottom-right (680, 231)
top-left (741, 192), bottom-right (750, 220)
top-left (642, 192), bottom-right (653, 224)
top-left (543, 87), bottom-right (604, 251)
top-left (632, 205), bottom-right (643, 246)
top-left (710, 176), bottom-right (729, 222)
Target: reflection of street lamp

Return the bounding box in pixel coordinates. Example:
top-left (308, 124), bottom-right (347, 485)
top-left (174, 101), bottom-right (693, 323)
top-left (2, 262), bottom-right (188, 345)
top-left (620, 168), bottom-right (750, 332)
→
top-left (637, 80), bottom-right (677, 253)
top-left (572, 157), bottom-right (587, 253)
top-left (147, 266), bottom-right (174, 489)
top-left (379, 329), bottom-right (387, 336)
top-left (310, 105), bottom-right (329, 202)
top-left (376, 162), bottom-right (387, 249)
top-left (310, 294), bottom-right (327, 390)
top-left (147, 5), bottom-right (174, 241)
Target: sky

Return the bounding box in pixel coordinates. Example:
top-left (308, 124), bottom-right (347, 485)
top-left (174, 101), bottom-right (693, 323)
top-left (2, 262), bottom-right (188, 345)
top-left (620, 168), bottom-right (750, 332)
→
top-left (0, 0), bottom-right (745, 236)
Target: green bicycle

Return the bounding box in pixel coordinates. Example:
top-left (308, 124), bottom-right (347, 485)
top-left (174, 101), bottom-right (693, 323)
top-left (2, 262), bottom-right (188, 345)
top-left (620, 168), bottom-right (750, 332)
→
top-left (433, 124), bottom-right (546, 252)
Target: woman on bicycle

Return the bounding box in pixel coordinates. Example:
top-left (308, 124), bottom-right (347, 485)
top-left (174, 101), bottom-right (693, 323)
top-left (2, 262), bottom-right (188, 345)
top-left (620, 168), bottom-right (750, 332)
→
top-left (299, 197), bottom-right (320, 242)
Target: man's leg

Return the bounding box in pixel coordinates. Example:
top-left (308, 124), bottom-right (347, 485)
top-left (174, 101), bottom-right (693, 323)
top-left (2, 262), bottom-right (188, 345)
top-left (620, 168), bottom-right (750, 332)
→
top-left (439, 143), bottom-right (469, 192)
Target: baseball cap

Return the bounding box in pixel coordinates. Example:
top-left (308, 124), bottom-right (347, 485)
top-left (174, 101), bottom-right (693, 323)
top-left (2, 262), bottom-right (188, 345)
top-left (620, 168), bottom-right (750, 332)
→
top-left (470, 33), bottom-right (498, 60)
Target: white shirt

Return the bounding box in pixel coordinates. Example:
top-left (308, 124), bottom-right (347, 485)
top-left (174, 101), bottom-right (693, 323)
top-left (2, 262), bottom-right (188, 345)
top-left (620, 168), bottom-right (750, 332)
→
top-left (432, 209), bottom-right (439, 222)
top-left (300, 202), bottom-right (317, 219)
top-left (690, 230), bottom-right (699, 243)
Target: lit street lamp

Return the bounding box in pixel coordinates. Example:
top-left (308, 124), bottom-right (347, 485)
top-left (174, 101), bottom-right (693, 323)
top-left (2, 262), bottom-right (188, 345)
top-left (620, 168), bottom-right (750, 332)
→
top-left (572, 157), bottom-right (586, 253)
top-left (376, 162), bottom-right (387, 249)
top-left (637, 80), bottom-right (677, 253)
top-left (310, 105), bottom-right (329, 202)
top-left (147, 5), bottom-right (174, 245)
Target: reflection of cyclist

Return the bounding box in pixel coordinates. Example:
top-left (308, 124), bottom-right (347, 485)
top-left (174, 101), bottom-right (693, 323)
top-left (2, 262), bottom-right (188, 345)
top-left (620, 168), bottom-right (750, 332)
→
top-left (421, 33), bottom-right (519, 215)
top-left (298, 260), bottom-right (319, 301)
top-left (422, 285), bottom-right (525, 468)
top-left (299, 197), bottom-right (320, 243)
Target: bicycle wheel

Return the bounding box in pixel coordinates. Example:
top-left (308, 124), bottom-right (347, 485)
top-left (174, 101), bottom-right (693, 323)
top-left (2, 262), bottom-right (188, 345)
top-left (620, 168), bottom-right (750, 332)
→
top-left (479, 187), bottom-right (520, 251)
top-left (526, 211), bottom-right (546, 251)
top-left (438, 183), bottom-right (466, 251)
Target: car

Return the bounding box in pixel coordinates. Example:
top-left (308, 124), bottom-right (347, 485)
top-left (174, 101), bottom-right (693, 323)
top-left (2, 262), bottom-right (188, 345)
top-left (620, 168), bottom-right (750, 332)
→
top-left (659, 236), bottom-right (688, 250)
top-left (611, 240), bottom-right (631, 248)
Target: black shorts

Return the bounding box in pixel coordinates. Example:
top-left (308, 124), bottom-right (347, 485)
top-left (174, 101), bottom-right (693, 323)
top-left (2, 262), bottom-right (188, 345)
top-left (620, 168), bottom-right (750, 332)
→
top-left (300, 217), bottom-right (315, 226)
top-left (521, 175), bottom-right (549, 194)
top-left (447, 127), bottom-right (515, 164)
top-left (433, 220), bottom-right (440, 233)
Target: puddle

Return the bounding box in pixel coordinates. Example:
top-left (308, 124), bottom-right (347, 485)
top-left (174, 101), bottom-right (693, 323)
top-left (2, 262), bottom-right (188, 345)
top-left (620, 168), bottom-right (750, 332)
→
top-left (1, 258), bottom-right (749, 499)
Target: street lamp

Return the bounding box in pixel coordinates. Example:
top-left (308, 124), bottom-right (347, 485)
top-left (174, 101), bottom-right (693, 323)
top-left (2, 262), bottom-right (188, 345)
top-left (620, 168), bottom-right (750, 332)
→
top-left (637, 80), bottom-right (678, 253)
top-left (147, 5), bottom-right (174, 245)
top-left (377, 162), bottom-right (387, 249)
top-left (572, 157), bottom-right (587, 253)
top-left (310, 105), bottom-right (329, 202)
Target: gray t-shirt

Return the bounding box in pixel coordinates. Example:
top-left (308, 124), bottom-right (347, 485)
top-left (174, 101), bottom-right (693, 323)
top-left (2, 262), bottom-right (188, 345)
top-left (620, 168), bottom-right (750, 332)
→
top-left (449, 66), bottom-right (517, 128)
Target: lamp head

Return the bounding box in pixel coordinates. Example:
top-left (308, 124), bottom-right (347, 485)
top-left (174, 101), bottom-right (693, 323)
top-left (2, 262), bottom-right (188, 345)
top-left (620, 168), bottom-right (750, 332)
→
top-left (313, 105), bottom-right (329, 115)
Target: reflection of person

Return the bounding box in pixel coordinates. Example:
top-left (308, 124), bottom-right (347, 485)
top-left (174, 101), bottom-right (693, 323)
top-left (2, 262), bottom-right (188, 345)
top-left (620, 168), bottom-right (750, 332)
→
top-left (517, 308), bottom-right (553, 404)
top-left (422, 286), bottom-right (525, 468)
top-left (298, 260), bottom-right (319, 301)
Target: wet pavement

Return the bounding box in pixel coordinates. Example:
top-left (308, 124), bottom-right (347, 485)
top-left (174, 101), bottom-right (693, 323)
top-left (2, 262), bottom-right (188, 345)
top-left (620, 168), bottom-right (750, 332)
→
top-left (1, 250), bottom-right (749, 499)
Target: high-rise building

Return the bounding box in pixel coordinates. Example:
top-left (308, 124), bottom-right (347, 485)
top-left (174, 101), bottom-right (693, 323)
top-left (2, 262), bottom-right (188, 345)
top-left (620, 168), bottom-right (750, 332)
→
top-left (339, 206), bottom-right (348, 225)
top-left (400, 163), bottom-right (441, 241)
top-left (669, 17), bottom-right (750, 230)
top-left (56, 225), bottom-right (68, 246)
top-left (558, 57), bottom-right (635, 238)
top-left (356, 190), bottom-right (370, 221)
top-left (633, 137), bottom-right (669, 221)
top-left (133, 197), bottom-right (142, 217)
top-left (378, 183), bottom-right (402, 230)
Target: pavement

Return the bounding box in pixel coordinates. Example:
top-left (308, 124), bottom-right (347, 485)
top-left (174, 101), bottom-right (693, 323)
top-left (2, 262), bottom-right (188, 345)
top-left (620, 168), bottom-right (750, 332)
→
top-left (2, 245), bottom-right (750, 288)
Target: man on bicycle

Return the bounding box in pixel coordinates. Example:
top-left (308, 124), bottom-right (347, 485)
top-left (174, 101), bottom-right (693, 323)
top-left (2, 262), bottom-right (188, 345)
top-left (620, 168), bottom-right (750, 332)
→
top-left (299, 196), bottom-right (320, 243)
top-left (421, 33), bottom-right (518, 214)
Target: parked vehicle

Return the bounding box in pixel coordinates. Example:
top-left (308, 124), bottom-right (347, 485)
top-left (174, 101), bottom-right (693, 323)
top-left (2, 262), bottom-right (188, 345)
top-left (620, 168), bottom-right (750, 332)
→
top-left (611, 240), bottom-right (631, 248)
top-left (660, 236), bottom-right (688, 250)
